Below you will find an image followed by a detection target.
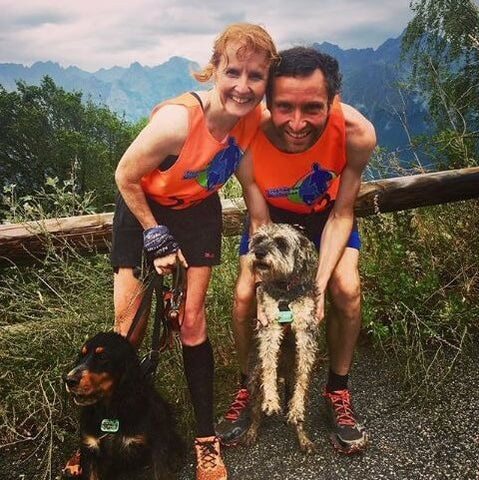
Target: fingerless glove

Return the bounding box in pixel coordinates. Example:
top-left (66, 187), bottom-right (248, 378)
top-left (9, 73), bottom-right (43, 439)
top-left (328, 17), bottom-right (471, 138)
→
top-left (143, 225), bottom-right (179, 259)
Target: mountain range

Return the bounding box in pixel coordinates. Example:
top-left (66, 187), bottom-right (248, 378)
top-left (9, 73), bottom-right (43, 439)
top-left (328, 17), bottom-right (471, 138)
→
top-left (0, 34), bottom-right (429, 158)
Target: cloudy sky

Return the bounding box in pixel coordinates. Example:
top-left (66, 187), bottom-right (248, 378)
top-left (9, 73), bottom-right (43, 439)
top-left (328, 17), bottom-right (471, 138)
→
top-left (1, 0), bottom-right (415, 72)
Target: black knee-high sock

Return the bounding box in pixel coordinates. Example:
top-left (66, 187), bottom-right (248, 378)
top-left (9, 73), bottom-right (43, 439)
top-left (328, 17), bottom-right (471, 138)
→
top-left (326, 369), bottom-right (349, 393)
top-left (182, 339), bottom-right (215, 437)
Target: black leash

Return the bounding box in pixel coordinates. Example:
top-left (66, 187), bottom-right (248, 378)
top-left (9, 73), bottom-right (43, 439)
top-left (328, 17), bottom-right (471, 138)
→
top-left (163, 262), bottom-right (187, 331)
top-left (126, 264), bottom-right (186, 380)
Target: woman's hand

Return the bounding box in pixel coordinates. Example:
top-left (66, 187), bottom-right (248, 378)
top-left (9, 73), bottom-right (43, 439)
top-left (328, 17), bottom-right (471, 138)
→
top-left (153, 249), bottom-right (188, 275)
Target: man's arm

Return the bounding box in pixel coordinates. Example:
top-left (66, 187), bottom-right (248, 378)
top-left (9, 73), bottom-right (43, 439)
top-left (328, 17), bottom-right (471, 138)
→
top-left (114, 105), bottom-right (188, 229)
top-left (235, 147), bottom-right (271, 326)
top-left (235, 148), bottom-right (271, 233)
top-left (315, 104), bottom-right (376, 316)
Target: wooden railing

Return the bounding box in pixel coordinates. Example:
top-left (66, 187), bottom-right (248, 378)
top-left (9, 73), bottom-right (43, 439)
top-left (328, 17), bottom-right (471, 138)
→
top-left (1, 167), bottom-right (479, 266)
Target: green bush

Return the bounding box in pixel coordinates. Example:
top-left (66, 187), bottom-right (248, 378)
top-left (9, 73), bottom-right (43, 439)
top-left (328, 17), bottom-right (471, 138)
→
top-left (360, 201), bottom-right (479, 391)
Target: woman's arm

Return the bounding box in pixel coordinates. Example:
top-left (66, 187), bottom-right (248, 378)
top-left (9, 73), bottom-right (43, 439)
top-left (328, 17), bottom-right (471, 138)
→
top-left (115, 104), bottom-right (188, 229)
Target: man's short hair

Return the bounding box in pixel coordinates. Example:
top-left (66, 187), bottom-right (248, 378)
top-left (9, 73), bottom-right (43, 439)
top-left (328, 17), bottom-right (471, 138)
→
top-left (266, 46), bottom-right (342, 107)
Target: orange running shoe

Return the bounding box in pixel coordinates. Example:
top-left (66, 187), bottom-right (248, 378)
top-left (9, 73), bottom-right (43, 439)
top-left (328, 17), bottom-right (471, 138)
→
top-left (194, 436), bottom-right (227, 480)
top-left (62, 450), bottom-right (81, 478)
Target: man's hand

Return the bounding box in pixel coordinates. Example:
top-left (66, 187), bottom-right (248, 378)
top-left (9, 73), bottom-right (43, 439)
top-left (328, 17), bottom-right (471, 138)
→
top-left (315, 290), bottom-right (325, 324)
top-left (143, 225), bottom-right (179, 256)
top-left (256, 307), bottom-right (269, 327)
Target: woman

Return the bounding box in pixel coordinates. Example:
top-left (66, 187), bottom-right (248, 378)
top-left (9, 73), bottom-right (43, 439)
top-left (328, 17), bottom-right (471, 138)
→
top-left (112, 23), bottom-right (277, 480)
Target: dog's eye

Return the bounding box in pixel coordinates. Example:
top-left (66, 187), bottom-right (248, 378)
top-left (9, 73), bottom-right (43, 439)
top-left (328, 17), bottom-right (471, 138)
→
top-left (95, 351), bottom-right (110, 365)
top-left (274, 237), bottom-right (289, 253)
top-left (95, 348), bottom-right (107, 359)
top-left (253, 234), bottom-right (266, 244)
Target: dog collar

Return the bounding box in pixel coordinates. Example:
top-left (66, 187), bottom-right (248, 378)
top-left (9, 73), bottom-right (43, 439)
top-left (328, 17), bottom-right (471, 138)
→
top-left (277, 300), bottom-right (293, 324)
top-left (101, 418), bottom-right (120, 433)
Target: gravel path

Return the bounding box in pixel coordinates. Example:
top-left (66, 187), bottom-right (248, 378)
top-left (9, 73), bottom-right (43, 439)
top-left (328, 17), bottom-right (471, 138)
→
top-left (180, 342), bottom-right (479, 480)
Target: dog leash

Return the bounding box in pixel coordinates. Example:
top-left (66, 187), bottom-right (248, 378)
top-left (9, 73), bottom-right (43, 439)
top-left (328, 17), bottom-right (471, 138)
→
top-left (126, 263), bottom-right (187, 379)
top-left (162, 262), bottom-right (186, 333)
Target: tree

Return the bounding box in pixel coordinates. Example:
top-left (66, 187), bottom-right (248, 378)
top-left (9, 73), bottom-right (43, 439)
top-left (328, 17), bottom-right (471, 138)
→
top-left (0, 76), bottom-right (138, 212)
top-left (401, 0), bottom-right (479, 168)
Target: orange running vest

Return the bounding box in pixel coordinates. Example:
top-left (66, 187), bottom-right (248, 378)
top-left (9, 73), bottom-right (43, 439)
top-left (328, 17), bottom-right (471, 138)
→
top-left (251, 97), bottom-right (346, 214)
top-left (141, 92), bottom-right (262, 209)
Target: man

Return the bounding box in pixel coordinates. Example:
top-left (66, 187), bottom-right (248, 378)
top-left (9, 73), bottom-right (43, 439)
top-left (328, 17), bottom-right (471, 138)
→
top-left (216, 46), bottom-right (376, 453)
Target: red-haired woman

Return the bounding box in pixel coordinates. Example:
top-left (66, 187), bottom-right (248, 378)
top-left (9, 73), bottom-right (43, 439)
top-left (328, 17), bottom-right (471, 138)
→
top-left (112, 23), bottom-right (277, 480)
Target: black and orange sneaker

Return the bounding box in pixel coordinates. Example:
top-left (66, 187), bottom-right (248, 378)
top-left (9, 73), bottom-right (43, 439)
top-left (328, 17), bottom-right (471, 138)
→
top-left (194, 436), bottom-right (227, 480)
top-left (215, 388), bottom-right (250, 446)
top-left (322, 386), bottom-right (369, 453)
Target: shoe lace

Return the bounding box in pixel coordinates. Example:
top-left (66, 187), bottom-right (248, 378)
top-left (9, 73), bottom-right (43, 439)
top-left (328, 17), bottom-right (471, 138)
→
top-left (328, 389), bottom-right (356, 427)
top-left (196, 439), bottom-right (219, 470)
top-left (224, 388), bottom-right (249, 420)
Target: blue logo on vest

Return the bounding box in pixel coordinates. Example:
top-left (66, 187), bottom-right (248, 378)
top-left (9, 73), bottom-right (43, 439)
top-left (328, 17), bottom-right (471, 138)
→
top-left (183, 137), bottom-right (243, 190)
top-left (266, 163), bottom-right (336, 206)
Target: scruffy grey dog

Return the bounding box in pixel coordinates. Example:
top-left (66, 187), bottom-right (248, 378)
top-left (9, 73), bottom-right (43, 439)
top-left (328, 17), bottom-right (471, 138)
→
top-left (244, 223), bottom-right (320, 453)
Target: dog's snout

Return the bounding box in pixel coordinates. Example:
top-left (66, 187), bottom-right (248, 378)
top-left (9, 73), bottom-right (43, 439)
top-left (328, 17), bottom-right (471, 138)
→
top-left (63, 368), bottom-right (83, 390)
top-left (254, 247), bottom-right (267, 260)
top-left (64, 374), bottom-right (80, 390)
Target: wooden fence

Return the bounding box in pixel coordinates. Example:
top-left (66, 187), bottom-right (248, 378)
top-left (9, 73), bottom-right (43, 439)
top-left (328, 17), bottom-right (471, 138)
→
top-left (1, 167), bottom-right (479, 266)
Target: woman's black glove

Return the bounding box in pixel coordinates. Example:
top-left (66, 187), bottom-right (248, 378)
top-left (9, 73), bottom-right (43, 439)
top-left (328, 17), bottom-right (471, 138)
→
top-left (143, 225), bottom-right (179, 259)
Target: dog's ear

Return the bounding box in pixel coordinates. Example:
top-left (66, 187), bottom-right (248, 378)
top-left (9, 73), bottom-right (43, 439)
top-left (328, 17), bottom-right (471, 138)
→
top-left (297, 235), bottom-right (317, 275)
top-left (119, 358), bottom-right (143, 393)
top-left (298, 234), bottom-right (312, 254)
top-left (113, 340), bottom-right (144, 397)
top-left (245, 251), bottom-right (255, 272)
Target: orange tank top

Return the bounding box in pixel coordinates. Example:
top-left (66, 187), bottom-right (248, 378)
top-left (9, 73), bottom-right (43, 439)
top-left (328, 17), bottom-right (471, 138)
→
top-left (251, 97), bottom-right (346, 214)
top-left (141, 92), bottom-right (262, 209)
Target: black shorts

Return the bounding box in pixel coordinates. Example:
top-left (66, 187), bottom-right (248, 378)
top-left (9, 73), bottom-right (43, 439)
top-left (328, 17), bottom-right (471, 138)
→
top-left (111, 192), bottom-right (222, 271)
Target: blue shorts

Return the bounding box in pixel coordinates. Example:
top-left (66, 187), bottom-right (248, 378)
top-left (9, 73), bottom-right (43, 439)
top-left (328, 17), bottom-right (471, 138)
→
top-left (239, 203), bottom-right (360, 255)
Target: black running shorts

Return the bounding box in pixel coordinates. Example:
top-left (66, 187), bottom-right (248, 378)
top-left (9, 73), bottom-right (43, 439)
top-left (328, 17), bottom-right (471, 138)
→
top-left (111, 192), bottom-right (222, 271)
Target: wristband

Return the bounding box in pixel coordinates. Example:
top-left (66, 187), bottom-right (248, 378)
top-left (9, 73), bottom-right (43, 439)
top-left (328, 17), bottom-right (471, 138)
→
top-left (143, 225), bottom-right (179, 258)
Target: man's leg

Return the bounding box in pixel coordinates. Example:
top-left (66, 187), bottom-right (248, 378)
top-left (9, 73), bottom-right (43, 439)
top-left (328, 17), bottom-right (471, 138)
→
top-left (216, 256), bottom-right (256, 445)
top-left (322, 247), bottom-right (368, 453)
top-left (180, 266), bottom-right (227, 480)
top-left (326, 248), bottom-right (361, 378)
top-left (232, 256), bottom-right (256, 377)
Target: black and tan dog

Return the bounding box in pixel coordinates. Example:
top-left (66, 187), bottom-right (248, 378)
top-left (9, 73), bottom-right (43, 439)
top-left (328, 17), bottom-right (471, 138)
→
top-left (64, 331), bottom-right (185, 480)
top-left (243, 223), bottom-right (320, 453)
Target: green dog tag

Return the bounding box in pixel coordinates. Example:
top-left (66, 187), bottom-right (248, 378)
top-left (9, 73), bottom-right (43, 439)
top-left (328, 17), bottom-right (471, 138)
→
top-left (277, 310), bottom-right (293, 324)
top-left (101, 418), bottom-right (120, 433)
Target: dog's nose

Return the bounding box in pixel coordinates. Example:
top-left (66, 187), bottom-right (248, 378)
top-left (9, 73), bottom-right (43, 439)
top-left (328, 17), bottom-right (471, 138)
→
top-left (63, 371), bottom-right (80, 389)
top-left (254, 247), bottom-right (267, 260)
